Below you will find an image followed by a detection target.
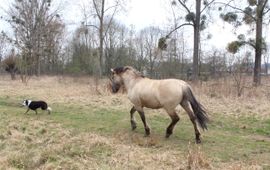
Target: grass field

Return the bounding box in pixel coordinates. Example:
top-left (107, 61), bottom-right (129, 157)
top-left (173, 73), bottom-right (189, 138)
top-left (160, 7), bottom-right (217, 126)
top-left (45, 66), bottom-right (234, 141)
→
top-left (0, 75), bottom-right (270, 169)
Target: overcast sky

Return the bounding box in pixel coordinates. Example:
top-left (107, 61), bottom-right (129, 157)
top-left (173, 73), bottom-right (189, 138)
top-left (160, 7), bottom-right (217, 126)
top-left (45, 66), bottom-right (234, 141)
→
top-left (1, 0), bottom-right (269, 51)
top-left (61, 0), bottom-right (237, 49)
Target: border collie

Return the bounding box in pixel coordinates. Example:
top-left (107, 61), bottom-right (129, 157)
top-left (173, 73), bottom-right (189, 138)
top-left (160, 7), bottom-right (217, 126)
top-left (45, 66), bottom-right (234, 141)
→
top-left (22, 100), bottom-right (52, 114)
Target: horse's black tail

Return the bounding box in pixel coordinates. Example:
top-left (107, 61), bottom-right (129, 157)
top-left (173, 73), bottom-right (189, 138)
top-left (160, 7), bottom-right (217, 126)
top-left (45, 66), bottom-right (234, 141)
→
top-left (185, 87), bottom-right (209, 130)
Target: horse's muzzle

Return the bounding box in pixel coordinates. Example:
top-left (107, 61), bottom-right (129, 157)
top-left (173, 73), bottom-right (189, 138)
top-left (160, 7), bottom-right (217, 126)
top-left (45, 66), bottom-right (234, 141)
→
top-left (111, 82), bottom-right (121, 93)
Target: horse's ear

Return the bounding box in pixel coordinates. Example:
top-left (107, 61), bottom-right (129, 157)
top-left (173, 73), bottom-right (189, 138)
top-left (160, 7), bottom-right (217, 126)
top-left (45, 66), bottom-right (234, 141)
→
top-left (124, 66), bottom-right (130, 72)
top-left (113, 66), bottom-right (128, 74)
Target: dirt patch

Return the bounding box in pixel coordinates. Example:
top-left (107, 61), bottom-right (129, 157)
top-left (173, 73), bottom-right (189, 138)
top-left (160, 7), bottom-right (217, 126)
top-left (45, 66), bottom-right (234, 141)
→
top-left (248, 134), bottom-right (270, 142)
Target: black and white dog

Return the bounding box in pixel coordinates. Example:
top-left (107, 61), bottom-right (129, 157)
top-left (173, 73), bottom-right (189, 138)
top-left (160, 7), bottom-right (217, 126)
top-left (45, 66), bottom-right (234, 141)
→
top-left (22, 100), bottom-right (52, 114)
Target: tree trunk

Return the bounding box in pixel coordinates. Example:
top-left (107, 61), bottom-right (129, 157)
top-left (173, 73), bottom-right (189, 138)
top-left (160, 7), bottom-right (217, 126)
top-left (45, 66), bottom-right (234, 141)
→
top-left (37, 36), bottom-right (41, 76)
top-left (99, 26), bottom-right (103, 76)
top-left (10, 70), bottom-right (16, 80)
top-left (37, 55), bottom-right (41, 76)
top-left (98, 0), bottom-right (105, 77)
top-left (192, 0), bottom-right (201, 81)
top-left (253, 1), bottom-right (263, 86)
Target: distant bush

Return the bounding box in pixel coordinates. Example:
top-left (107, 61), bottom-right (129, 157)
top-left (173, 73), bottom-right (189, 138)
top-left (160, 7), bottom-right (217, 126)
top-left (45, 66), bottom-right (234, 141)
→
top-left (2, 50), bottom-right (19, 80)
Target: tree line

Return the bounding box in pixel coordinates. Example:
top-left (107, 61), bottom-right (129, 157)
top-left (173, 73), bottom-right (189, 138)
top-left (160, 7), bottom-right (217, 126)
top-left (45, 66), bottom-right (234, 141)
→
top-left (0, 0), bottom-right (269, 86)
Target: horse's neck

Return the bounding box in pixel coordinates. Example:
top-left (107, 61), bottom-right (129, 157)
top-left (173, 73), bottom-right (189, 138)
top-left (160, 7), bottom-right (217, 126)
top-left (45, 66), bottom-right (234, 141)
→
top-left (123, 76), bottom-right (139, 92)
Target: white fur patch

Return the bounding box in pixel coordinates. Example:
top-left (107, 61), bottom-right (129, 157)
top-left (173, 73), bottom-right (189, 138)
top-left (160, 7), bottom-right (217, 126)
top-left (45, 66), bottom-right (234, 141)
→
top-left (47, 107), bottom-right (52, 111)
top-left (27, 100), bottom-right (32, 106)
top-left (22, 100), bottom-right (32, 107)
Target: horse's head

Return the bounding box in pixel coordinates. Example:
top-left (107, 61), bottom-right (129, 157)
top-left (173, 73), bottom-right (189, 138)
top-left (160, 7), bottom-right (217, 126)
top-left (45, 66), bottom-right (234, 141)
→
top-left (109, 66), bottom-right (143, 93)
top-left (109, 66), bottom-right (129, 93)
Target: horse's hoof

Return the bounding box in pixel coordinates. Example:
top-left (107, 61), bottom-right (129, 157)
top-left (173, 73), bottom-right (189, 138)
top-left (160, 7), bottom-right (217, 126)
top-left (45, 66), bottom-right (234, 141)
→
top-left (165, 129), bottom-right (173, 138)
top-left (131, 121), bottom-right (137, 131)
top-left (144, 132), bottom-right (151, 137)
top-left (145, 129), bottom-right (150, 137)
top-left (145, 132), bottom-right (150, 137)
top-left (165, 133), bottom-right (171, 138)
top-left (196, 139), bottom-right (202, 144)
top-left (131, 126), bottom-right (137, 131)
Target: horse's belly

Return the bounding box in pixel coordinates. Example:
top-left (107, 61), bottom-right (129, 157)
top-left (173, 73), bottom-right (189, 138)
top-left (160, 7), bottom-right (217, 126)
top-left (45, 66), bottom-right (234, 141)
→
top-left (140, 98), bottom-right (162, 109)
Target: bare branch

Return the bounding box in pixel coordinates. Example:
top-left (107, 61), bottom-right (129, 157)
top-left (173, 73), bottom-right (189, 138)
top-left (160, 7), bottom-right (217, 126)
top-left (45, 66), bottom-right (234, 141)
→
top-left (243, 41), bottom-right (256, 49)
top-left (166, 23), bottom-right (194, 38)
top-left (103, 3), bottom-right (119, 37)
top-left (215, 1), bottom-right (257, 22)
top-left (263, 0), bottom-right (270, 15)
top-left (85, 24), bottom-right (99, 30)
top-left (104, 3), bottom-right (119, 14)
top-left (200, 0), bottom-right (216, 14)
top-left (177, 0), bottom-right (191, 13)
top-left (263, 7), bottom-right (270, 15)
top-left (262, 0), bottom-right (269, 12)
top-left (92, 0), bottom-right (102, 20)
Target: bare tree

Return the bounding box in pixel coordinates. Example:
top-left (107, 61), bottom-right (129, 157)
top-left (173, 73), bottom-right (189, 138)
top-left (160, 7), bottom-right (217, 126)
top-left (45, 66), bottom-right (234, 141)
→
top-left (231, 53), bottom-right (253, 97)
top-left (264, 52), bottom-right (269, 74)
top-left (82, 0), bottom-right (125, 76)
top-left (219, 0), bottom-right (270, 86)
top-left (2, 49), bottom-right (18, 80)
top-left (104, 19), bottom-right (130, 73)
top-left (67, 24), bottom-right (98, 75)
top-left (133, 31), bottom-right (147, 72)
top-left (159, 0), bottom-right (216, 81)
top-left (139, 26), bottom-right (163, 77)
top-left (5, 0), bottom-right (64, 76)
top-left (0, 33), bottom-right (9, 63)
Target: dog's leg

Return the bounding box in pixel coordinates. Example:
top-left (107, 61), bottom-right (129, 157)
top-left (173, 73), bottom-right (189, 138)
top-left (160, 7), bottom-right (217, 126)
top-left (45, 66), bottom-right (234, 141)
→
top-left (24, 108), bottom-right (30, 114)
top-left (47, 107), bottom-right (52, 115)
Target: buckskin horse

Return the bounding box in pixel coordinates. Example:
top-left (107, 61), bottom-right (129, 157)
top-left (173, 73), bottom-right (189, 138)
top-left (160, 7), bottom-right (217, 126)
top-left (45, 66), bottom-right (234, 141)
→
top-left (109, 66), bottom-right (209, 143)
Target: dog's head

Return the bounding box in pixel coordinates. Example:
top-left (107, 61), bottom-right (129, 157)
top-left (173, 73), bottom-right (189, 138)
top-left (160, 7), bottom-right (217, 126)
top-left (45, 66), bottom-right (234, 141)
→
top-left (22, 100), bottom-right (31, 107)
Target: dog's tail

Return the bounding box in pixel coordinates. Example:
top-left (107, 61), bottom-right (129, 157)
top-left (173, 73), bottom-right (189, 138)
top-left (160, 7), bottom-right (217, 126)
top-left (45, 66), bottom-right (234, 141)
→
top-left (47, 107), bottom-right (52, 114)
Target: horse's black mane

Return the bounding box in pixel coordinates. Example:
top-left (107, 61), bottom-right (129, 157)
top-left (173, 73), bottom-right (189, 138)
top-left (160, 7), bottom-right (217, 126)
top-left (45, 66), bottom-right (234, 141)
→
top-left (113, 67), bottom-right (125, 74)
top-left (113, 66), bottom-right (145, 78)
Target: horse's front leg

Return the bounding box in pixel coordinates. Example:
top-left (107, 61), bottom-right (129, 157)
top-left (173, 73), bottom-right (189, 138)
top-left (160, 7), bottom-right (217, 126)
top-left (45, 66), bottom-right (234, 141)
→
top-left (137, 110), bottom-right (150, 136)
top-left (130, 106), bottom-right (137, 130)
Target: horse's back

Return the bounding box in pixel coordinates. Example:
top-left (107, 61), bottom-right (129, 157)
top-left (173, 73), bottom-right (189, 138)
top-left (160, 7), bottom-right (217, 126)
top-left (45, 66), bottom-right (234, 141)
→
top-left (130, 78), bottom-right (188, 110)
top-left (156, 79), bottom-right (188, 107)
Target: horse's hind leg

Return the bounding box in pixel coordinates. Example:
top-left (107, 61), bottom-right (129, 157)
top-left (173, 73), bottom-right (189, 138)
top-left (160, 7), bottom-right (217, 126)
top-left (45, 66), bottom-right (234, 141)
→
top-left (165, 113), bottom-right (179, 138)
top-left (130, 106), bottom-right (137, 130)
top-left (181, 100), bottom-right (201, 144)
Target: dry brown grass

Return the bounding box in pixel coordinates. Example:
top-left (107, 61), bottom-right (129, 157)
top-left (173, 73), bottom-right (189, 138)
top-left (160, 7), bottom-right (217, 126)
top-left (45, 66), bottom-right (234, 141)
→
top-left (0, 75), bottom-right (270, 169)
top-left (0, 75), bottom-right (131, 111)
top-left (0, 113), bottom-right (186, 169)
top-left (191, 77), bottom-right (270, 119)
top-left (1, 75), bottom-right (269, 118)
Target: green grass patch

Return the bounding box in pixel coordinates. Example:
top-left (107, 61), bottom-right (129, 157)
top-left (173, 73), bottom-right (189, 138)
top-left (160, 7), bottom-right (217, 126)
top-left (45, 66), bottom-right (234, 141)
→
top-left (0, 96), bottom-right (270, 168)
